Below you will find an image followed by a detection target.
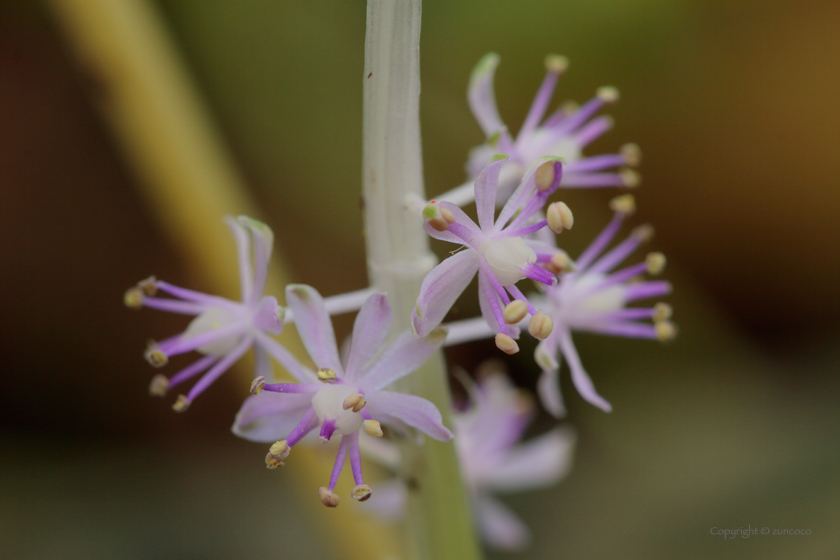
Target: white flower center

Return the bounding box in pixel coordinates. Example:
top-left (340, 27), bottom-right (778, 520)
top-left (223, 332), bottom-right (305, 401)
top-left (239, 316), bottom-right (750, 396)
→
top-left (481, 237), bottom-right (536, 286)
top-left (183, 307), bottom-right (239, 355)
top-left (573, 274), bottom-right (626, 313)
top-left (311, 384), bottom-right (364, 436)
top-left (545, 137), bottom-right (582, 164)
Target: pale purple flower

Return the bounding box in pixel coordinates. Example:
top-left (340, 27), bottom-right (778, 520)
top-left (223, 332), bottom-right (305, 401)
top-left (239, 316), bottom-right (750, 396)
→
top-left (232, 285), bottom-right (451, 507)
top-left (124, 216), bottom-right (300, 412)
top-left (533, 196), bottom-right (675, 416)
top-left (414, 156), bottom-right (566, 354)
top-left (361, 367), bottom-right (575, 551)
top-left (466, 53), bottom-right (639, 205)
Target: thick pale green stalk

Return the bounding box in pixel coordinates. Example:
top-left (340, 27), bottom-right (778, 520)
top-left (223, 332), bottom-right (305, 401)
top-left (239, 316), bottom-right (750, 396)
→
top-left (362, 2), bottom-right (483, 559)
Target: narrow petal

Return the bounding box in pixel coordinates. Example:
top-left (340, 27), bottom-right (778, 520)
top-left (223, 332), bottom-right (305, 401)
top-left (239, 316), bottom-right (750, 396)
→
top-left (537, 368), bottom-right (566, 419)
top-left (231, 392), bottom-right (314, 443)
top-left (254, 331), bottom-right (317, 383)
top-left (360, 329), bottom-right (447, 393)
top-left (478, 428), bottom-right (576, 492)
top-left (558, 328), bottom-right (612, 412)
top-left (225, 216), bottom-right (253, 303)
top-left (238, 216), bottom-right (274, 303)
top-left (474, 493), bottom-right (531, 551)
top-left (474, 156), bottom-right (506, 231)
top-left (345, 293), bottom-right (392, 381)
top-left (286, 284), bottom-right (342, 372)
top-left (185, 335), bottom-right (253, 402)
top-left (365, 391), bottom-right (453, 442)
top-left (411, 249), bottom-right (479, 337)
top-left (478, 272), bottom-right (505, 334)
top-left (467, 53), bottom-right (505, 136)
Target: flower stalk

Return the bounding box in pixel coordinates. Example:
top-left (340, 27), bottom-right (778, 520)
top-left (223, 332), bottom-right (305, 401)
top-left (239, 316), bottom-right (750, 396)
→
top-left (362, 1), bottom-right (482, 559)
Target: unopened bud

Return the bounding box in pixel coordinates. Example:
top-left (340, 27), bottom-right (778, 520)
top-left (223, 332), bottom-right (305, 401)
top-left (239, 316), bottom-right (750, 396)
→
top-left (265, 452), bottom-right (284, 469)
top-left (148, 374), bottom-right (169, 397)
top-left (646, 252), bottom-right (666, 275)
top-left (363, 420), bottom-right (383, 437)
top-left (620, 168), bottom-right (641, 188)
top-left (653, 302), bottom-right (672, 322)
top-left (317, 368), bottom-right (337, 383)
top-left (631, 224), bottom-right (655, 242)
top-left (352, 484), bottom-right (373, 502)
top-left (609, 194), bottom-right (636, 215)
top-left (269, 440), bottom-right (290, 461)
top-left (144, 346), bottom-right (168, 368)
top-left (172, 395), bottom-right (191, 413)
top-left (124, 287), bottom-right (144, 309)
top-left (547, 201), bottom-right (574, 233)
top-left (319, 487), bottom-right (340, 508)
top-left (621, 143), bottom-right (642, 166)
top-left (342, 393), bottom-right (367, 413)
top-left (544, 54), bottom-right (569, 74)
top-left (503, 300), bottom-right (528, 324)
top-left (534, 161), bottom-right (556, 192)
top-left (655, 320), bottom-right (677, 342)
top-left (250, 376), bottom-right (267, 395)
top-left (597, 86), bottom-right (620, 103)
top-left (494, 333), bottom-right (519, 355)
top-left (528, 311), bottom-right (553, 340)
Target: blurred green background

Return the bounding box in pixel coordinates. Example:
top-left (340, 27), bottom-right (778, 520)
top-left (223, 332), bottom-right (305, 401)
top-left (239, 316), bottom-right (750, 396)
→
top-left (1, 0), bottom-right (838, 559)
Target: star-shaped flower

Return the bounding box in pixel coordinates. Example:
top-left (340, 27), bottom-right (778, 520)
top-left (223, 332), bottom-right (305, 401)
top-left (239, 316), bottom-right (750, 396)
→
top-left (533, 195), bottom-right (676, 416)
top-left (414, 156), bottom-right (568, 354)
top-left (232, 285), bottom-right (452, 507)
top-left (124, 216), bottom-right (300, 411)
top-left (465, 53), bottom-right (639, 205)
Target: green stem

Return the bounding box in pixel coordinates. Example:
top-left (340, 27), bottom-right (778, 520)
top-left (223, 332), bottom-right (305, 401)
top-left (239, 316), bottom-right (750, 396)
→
top-left (361, 1), bottom-right (483, 559)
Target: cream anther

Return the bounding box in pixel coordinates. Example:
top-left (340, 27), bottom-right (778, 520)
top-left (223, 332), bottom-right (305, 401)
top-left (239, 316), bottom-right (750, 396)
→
top-left (620, 168), bottom-right (641, 188)
top-left (535, 161), bottom-right (556, 192)
top-left (653, 302), bottom-right (673, 322)
top-left (440, 207), bottom-right (456, 224)
top-left (317, 368), bottom-right (337, 383)
top-left (544, 54), bottom-right (569, 74)
top-left (609, 194), bottom-right (636, 215)
top-left (547, 201), bottom-right (574, 233)
top-left (352, 484), bottom-right (373, 502)
top-left (655, 320), bottom-right (677, 342)
top-left (149, 374), bottom-right (169, 397)
top-left (503, 300), bottom-right (529, 324)
top-left (646, 252), bottom-right (666, 275)
top-left (319, 487), bottom-right (340, 508)
top-left (269, 440), bottom-right (290, 460)
top-left (250, 376), bottom-right (267, 395)
top-left (342, 393), bottom-right (367, 413)
top-left (547, 251), bottom-right (573, 274)
top-left (265, 451), bottom-right (284, 469)
top-left (631, 224), bottom-right (655, 242)
top-left (172, 395), bottom-right (191, 413)
top-left (495, 333), bottom-right (520, 355)
top-left (144, 346), bottom-right (168, 368)
top-left (621, 143), bottom-right (642, 166)
top-left (597, 86), bottom-right (620, 103)
top-left (528, 311), bottom-right (553, 340)
top-left (124, 287), bottom-right (144, 309)
top-left (363, 419), bottom-right (383, 437)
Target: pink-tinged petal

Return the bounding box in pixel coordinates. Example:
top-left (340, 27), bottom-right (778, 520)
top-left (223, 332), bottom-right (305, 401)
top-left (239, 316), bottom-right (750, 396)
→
top-left (496, 158), bottom-right (561, 230)
top-left (238, 216), bottom-right (274, 303)
top-left (253, 331), bottom-right (317, 383)
top-left (344, 293), bottom-right (392, 381)
top-left (478, 429), bottom-right (576, 493)
top-left (358, 479), bottom-right (407, 520)
top-left (474, 493), bottom-right (531, 551)
top-left (140, 296), bottom-right (204, 315)
top-left (225, 216), bottom-right (253, 303)
top-left (365, 391), bottom-right (453, 442)
top-left (360, 329), bottom-right (447, 393)
top-left (286, 284), bottom-right (342, 373)
top-left (474, 156), bottom-right (506, 231)
top-left (254, 345), bottom-right (271, 381)
top-left (478, 272), bottom-right (504, 334)
top-left (439, 202), bottom-right (482, 236)
top-left (557, 328), bottom-right (612, 412)
top-left (252, 296), bottom-right (283, 335)
top-left (411, 249), bottom-right (479, 337)
top-left (231, 392), bottom-right (314, 442)
top-left (467, 53), bottom-right (505, 137)
top-left (423, 220), bottom-right (466, 244)
top-left (537, 368), bottom-right (566, 419)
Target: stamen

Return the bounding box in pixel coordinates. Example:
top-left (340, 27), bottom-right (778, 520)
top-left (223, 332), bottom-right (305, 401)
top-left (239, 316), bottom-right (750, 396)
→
top-left (503, 300), bottom-right (528, 324)
top-left (172, 395), bottom-right (191, 412)
top-left (265, 451), bottom-right (285, 469)
top-left (148, 374), bottom-right (169, 397)
top-left (596, 86), bottom-right (620, 103)
top-left (632, 224), bottom-right (655, 242)
top-left (342, 393), bottom-right (367, 413)
top-left (646, 252), bottom-right (666, 275)
top-left (546, 251), bottom-right (574, 274)
top-left (423, 202), bottom-right (452, 232)
top-left (495, 333), bottom-right (520, 355)
top-left (124, 287), bottom-right (144, 309)
top-left (440, 207), bottom-right (456, 224)
top-left (320, 419), bottom-right (338, 442)
top-left (655, 320), bottom-right (677, 342)
top-left (317, 368), bottom-right (337, 383)
top-left (653, 302), bottom-right (673, 322)
top-left (144, 346), bottom-right (168, 368)
top-left (535, 161), bottom-right (556, 192)
top-left (528, 311), bottom-right (553, 340)
top-left (319, 487), bottom-right (340, 508)
top-left (547, 201), bottom-right (574, 233)
top-left (250, 376), bottom-right (267, 395)
top-left (621, 143), bottom-right (642, 166)
top-left (620, 168), bottom-right (641, 188)
top-left (269, 440), bottom-right (290, 461)
top-left (544, 54), bottom-right (569, 74)
top-left (352, 484), bottom-right (373, 502)
top-left (363, 419), bottom-right (383, 437)
top-left (137, 276), bottom-right (158, 295)
top-left (609, 194), bottom-right (636, 215)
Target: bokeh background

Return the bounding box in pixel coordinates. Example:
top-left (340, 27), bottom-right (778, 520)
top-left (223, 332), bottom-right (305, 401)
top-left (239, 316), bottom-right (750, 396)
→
top-left (1, 0), bottom-right (838, 559)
